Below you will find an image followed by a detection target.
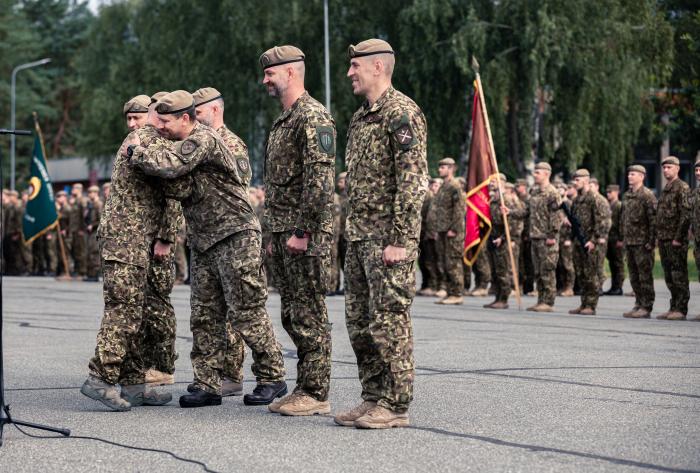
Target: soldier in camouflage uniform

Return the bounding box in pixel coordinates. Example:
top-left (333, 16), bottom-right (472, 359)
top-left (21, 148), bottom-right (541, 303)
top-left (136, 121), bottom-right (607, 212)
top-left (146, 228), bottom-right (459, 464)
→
top-left (55, 190), bottom-right (72, 276)
top-left (568, 169), bottom-right (611, 315)
top-left (690, 158), bottom-right (700, 321)
top-left (336, 172), bottom-right (349, 294)
top-left (257, 48), bottom-right (335, 416)
top-left (333, 39), bottom-right (428, 429)
top-left (84, 185), bottom-right (102, 282)
top-left (516, 179), bottom-right (535, 295)
top-left (69, 183), bottom-right (87, 278)
top-left (81, 94), bottom-right (178, 412)
top-left (190, 87), bottom-right (250, 397)
top-left (127, 90), bottom-right (287, 408)
top-left (605, 184), bottom-right (625, 295)
top-left (418, 177), bottom-right (442, 296)
top-left (485, 177), bottom-right (525, 309)
top-left (433, 157), bottom-right (465, 305)
top-left (557, 183), bottom-right (576, 296)
top-left (620, 164), bottom-right (657, 318)
top-left (525, 162), bottom-right (561, 312)
top-left (655, 156), bottom-right (691, 320)
top-left (590, 177), bottom-right (612, 292)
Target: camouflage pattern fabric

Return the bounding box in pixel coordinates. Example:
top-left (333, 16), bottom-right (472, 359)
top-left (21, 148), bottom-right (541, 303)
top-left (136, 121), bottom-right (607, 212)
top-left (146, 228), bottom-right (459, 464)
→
top-left (658, 240), bottom-right (689, 315)
top-left (626, 245), bottom-right (655, 311)
top-left (489, 193), bottom-right (525, 302)
top-left (691, 187), bottom-right (700, 283)
top-left (558, 209), bottom-right (575, 291)
top-left (269, 231), bottom-right (332, 401)
top-left (85, 197), bottom-right (102, 278)
top-left (531, 239), bottom-right (559, 306)
top-left (436, 232), bottom-right (464, 296)
top-left (606, 198), bottom-right (625, 289)
top-left (527, 183), bottom-right (561, 305)
top-left (218, 125), bottom-right (252, 187)
top-left (69, 199), bottom-right (87, 276)
top-left (594, 191), bottom-right (612, 291)
top-left (189, 230), bottom-right (285, 395)
top-left (434, 177), bottom-right (465, 296)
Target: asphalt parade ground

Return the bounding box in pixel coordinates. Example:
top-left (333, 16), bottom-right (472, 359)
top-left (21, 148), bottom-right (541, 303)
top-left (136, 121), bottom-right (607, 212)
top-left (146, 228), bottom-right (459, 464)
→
top-left (0, 276), bottom-right (698, 473)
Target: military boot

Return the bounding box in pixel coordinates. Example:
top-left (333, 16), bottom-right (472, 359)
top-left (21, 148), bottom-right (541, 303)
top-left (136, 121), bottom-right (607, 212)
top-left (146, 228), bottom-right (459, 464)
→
top-left (179, 389), bottom-right (222, 408)
top-left (268, 392), bottom-right (302, 413)
top-left (528, 303), bottom-right (553, 313)
top-left (483, 301), bottom-right (497, 308)
top-left (666, 311), bottom-right (687, 321)
top-left (628, 308), bottom-right (651, 318)
top-left (568, 306), bottom-right (583, 314)
top-left (440, 296), bottom-right (463, 305)
top-left (121, 384), bottom-right (172, 406)
top-left (579, 307), bottom-right (596, 315)
top-left (333, 401), bottom-right (377, 427)
top-left (80, 375), bottom-right (131, 412)
top-left (434, 289), bottom-right (447, 298)
top-left (278, 394), bottom-right (331, 416)
top-left (558, 287), bottom-right (574, 297)
top-left (470, 287), bottom-right (488, 297)
top-left (145, 369), bottom-right (175, 386)
top-left (417, 288), bottom-right (436, 296)
top-left (354, 405), bottom-right (409, 429)
top-left (243, 381), bottom-right (288, 406)
top-left (489, 301), bottom-right (509, 309)
top-left (623, 306), bottom-right (640, 317)
top-left (656, 311), bottom-right (671, 320)
top-left (222, 377), bottom-right (244, 397)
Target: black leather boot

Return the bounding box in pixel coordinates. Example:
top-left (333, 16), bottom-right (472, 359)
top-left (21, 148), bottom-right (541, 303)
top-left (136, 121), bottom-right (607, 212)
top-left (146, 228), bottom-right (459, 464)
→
top-left (179, 389), bottom-right (222, 408)
top-left (243, 381), bottom-right (288, 406)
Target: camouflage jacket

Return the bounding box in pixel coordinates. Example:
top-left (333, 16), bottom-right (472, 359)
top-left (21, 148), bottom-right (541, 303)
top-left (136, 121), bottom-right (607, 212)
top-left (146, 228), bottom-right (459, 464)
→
top-left (70, 198), bottom-right (87, 233)
top-left (338, 190), bottom-right (348, 236)
top-left (691, 187), bottom-right (700, 242)
top-left (571, 189), bottom-right (611, 244)
top-left (99, 125), bottom-right (182, 267)
top-left (345, 87), bottom-right (428, 246)
top-left (218, 124), bottom-right (252, 187)
top-left (434, 177), bottom-right (466, 234)
top-left (608, 199), bottom-right (622, 242)
top-left (490, 193), bottom-right (526, 240)
top-left (593, 191), bottom-right (612, 240)
top-left (85, 198), bottom-right (102, 234)
top-left (656, 178), bottom-right (690, 241)
top-left (560, 196), bottom-right (573, 242)
top-left (130, 121), bottom-right (259, 253)
top-left (420, 192), bottom-right (434, 240)
top-left (620, 185), bottom-right (656, 246)
top-left (57, 203), bottom-right (72, 238)
top-left (263, 92), bottom-right (335, 235)
top-left (527, 183), bottom-right (561, 240)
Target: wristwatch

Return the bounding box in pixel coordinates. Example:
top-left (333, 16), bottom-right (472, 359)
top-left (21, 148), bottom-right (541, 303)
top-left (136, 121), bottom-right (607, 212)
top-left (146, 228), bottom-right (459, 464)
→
top-left (293, 228), bottom-right (306, 239)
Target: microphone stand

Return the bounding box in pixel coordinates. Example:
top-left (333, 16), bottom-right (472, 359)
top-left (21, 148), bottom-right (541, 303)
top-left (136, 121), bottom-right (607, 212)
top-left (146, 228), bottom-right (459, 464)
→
top-left (0, 128), bottom-right (70, 445)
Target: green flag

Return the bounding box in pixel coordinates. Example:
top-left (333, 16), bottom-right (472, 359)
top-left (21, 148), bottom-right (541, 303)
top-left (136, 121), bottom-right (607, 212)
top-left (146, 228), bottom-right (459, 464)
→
top-left (22, 123), bottom-right (58, 243)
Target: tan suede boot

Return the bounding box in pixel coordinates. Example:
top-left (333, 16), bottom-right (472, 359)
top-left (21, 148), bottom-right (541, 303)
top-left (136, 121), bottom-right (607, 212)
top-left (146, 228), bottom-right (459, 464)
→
top-left (278, 394), bottom-right (330, 416)
top-left (354, 405), bottom-right (409, 429)
top-left (333, 401), bottom-right (377, 427)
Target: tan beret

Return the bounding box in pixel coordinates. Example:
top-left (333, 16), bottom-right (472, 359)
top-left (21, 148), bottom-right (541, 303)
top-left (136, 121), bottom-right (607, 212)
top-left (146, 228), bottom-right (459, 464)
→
top-left (155, 90), bottom-right (195, 115)
top-left (494, 173), bottom-right (507, 182)
top-left (337, 172), bottom-right (347, 180)
top-left (72, 183), bottom-right (83, 189)
top-left (573, 168), bottom-right (590, 178)
top-left (87, 185), bottom-right (100, 193)
top-left (348, 38), bottom-right (394, 58)
top-left (430, 177), bottom-right (444, 185)
top-left (438, 157), bottom-right (456, 166)
top-left (259, 45), bottom-right (305, 69)
top-left (123, 95), bottom-right (150, 115)
top-left (590, 177), bottom-right (599, 185)
top-left (193, 87), bottom-right (223, 107)
top-left (515, 178), bottom-right (527, 186)
top-left (102, 182), bottom-right (111, 189)
top-left (534, 162), bottom-right (552, 172)
top-left (606, 184), bottom-right (620, 192)
top-left (627, 164), bottom-right (646, 174)
top-left (661, 155), bottom-right (680, 166)
top-left (505, 182), bottom-right (515, 190)
top-left (150, 91), bottom-right (169, 104)
top-left (55, 190), bottom-right (67, 197)
top-left (9, 190), bottom-right (18, 197)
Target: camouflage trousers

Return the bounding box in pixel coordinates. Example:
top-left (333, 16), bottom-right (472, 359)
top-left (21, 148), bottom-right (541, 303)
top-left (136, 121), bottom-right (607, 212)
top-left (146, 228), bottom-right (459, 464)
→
top-left (328, 233), bottom-right (340, 292)
top-left (626, 245), bottom-right (655, 311)
top-left (520, 238), bottom-right (535, 293)
top-left (573, 243), bottom-right (601, 309)
top-left (190, 230), bottom-right (285, 395)
top-left (597, 241), bottom-right (608, 291)
top-left (658, 240), bottom-right (689, 315)
top-left (694, 241), bottom-right (700, 284)
top-left (606, 240), bottom-right (625, 290)
top-left (557, 241), bottom-right (575, 290)
top-left (436, 233), bottom-right (464, 297)
top-left (269, 232), bottom-right (332, 401)
top-left (531, 239), bottom-right (559, 306)
top-left (174, 241), bottom-right (188, 282)
top-left (418, 238), bottom-right (440, 291)
top-left (71, 232), bottom-right (87, 276)
top-left (86, 232), bottom-right (100, 278)
top-left (140, 250), bottom-right (178, 375)
top-left (489, 241), bottom-right (520, 302)
top-left (345, 239), bottom-right (416, 413)
top-left (464, 248), bottom-right (491, 291)
top-left (89, 261), bottom-right (148, 385)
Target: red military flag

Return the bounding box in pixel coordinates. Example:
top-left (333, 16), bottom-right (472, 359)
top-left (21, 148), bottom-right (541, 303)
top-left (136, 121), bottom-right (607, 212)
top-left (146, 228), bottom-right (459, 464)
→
top-left (463, 79), bottom-right (497, 266)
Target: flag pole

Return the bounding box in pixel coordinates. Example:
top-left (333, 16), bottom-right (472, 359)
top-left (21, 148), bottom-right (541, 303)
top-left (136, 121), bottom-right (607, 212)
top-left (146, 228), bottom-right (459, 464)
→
top-left (32, 113), bottom-right (70, 278)
top-left (472, 58), bottom-right (522, 310)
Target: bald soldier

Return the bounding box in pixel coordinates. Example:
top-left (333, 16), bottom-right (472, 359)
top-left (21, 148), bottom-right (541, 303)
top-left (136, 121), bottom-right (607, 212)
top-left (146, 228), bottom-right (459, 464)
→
top-left (126, 90), bottom-right (287, 408)
top-left (334, 39), bottom-right (428, 429)
top-left (190, 86), bottom-right (248, 397)
top-left (620, 164), bottom-right (657, 318)
top-left (259, 46), bottom-right (335, 416)
top-left (569, 169), bottom-right (611, 315)
top-left (525, 162), bottom-right (561, 312)
top-left (656, 156), bottom-right (691, 320)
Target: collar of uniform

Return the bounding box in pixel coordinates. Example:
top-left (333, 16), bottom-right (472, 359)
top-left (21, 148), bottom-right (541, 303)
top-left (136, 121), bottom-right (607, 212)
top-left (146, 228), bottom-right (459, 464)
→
top-left (273, 91), bottom-right (310, 127)
top-left (361, 86), bottom-right (395, 116)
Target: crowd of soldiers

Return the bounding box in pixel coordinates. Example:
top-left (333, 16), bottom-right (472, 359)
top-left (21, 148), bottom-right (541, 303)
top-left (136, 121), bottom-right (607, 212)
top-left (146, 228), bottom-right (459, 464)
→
top-left (80, 38), bottom-right (421, 430)
top-left (415, 156), bottom-right (700, 321)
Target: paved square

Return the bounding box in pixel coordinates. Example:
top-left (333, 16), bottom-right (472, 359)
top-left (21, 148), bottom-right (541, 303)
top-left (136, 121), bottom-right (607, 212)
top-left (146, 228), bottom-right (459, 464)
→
top-left (1, 277), bottom-right (699, 472)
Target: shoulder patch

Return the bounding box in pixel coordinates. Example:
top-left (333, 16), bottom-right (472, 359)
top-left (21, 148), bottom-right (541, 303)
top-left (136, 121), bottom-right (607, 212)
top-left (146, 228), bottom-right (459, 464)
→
top-left (180, 140), bottom-right (197, 156)
top-left (237, 157), bottom-right (250, 173)
top-left (391, 113), bottom-right (417, 150)
top-left (316, 125), bottom-right (335, 155)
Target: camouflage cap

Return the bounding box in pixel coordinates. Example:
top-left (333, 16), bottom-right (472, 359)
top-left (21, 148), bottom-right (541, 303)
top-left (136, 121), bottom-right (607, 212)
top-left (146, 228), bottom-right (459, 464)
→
top-left (590, 177), bottom-right (599, 185)
top-left (337, 171), bottom-right (347, 180)
top-left (87, 185), bottom-right (100, 193)
top-left (123, 95), bottom-right (150, 115)
top-left (155, 90), bottom-right (195, 115)
top-left (438, 157), bottom-right (456, 166)
top-left (515, 178), bottom-right (527, 186)
top-left (259, 45), bottom-right (305, 70)
top-left (193, 87), bottom-right (222, 107)
top-left (55, 190), bottom-right (67, 197)
top-left (572, 168), bottom-right (590, 178)
top-left (348, 38), bottom-right (394, 58)
top-left (150, 91), bottom-right (169, 104)
top-left (102, 182), bottom-right (111, 189)
top-left (661, 155), bottom-right (680, 166)
top-left (606, 184), bottom-right (620, 192)
top-left (627, 164), bottom-right (646, 174)
top-left (72, 183), bottom-right (83, 189)
top-left (534, 162), bottom-right (552, 172)
top-left (505, 182), bottom-right (515, 190)
top-left (430, 177), bottom-right (444, 185)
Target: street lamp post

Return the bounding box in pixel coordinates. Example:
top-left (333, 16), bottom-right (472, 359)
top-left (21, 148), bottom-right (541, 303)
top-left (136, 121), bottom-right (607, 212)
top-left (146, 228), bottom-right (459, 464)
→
top-left (10, 58), bottom-right (51, 191)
